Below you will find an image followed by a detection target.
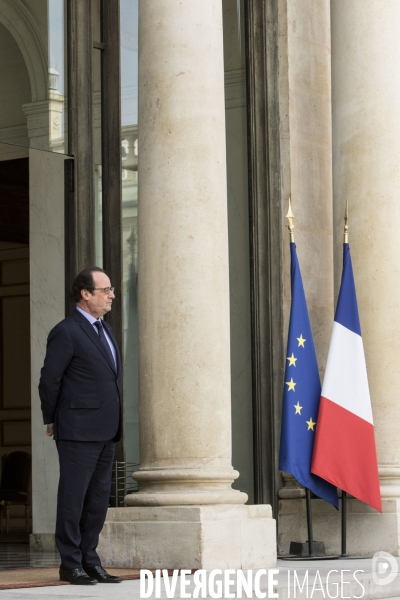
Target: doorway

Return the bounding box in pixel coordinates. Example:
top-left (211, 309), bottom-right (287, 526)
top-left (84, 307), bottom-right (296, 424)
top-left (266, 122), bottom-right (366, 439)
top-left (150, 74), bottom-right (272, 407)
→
top-left (0, 157), bottom-right (31, 541)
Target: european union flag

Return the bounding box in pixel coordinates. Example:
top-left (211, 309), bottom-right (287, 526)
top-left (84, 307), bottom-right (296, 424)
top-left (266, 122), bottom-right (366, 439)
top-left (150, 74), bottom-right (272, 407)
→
top-left (279, 243), bottom-right (338, 508)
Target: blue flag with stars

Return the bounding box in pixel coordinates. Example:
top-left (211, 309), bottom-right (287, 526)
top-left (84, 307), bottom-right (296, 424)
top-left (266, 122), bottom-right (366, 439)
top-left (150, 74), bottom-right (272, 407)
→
top-left (279, 243), bottom-right (338, 508)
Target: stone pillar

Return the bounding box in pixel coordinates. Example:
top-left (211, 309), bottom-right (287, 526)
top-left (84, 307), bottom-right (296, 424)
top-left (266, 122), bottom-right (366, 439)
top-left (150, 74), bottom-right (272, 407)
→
top-left (30, 149), bottom-right (66, 551)
top-left (98, 0), bottom-right (276, 568)
top-left (278, 0), bottom-right (400, 558)
top-left (131, 0), bottom-right (244, 509)
top-left (329, 0), bottom-right (400, 554)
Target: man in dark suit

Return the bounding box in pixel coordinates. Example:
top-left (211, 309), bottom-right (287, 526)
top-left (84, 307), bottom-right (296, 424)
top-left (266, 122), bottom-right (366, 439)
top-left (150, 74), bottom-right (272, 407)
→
top-left (39, 267), bottom-right (122, 585)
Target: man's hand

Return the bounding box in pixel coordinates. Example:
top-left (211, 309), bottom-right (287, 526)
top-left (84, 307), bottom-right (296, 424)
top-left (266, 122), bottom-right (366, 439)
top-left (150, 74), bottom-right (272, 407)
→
top-left (45, 425), bottom-right (54, 436)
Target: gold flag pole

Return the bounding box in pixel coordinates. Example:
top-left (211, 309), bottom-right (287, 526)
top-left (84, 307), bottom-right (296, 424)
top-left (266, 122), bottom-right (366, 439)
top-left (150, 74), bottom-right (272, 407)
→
top-left (286, 197), bottom-right (295, 242)
top-left (342, 198), bottom-right (349, 556)
top-left (285, 196), bottom-right (316, 558)
top-left (344, 199), bottom-right (349, 244)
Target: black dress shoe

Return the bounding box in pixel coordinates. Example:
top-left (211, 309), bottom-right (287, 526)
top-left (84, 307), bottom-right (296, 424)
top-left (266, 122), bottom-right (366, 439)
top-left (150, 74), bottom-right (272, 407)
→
top-left (83, 565), bottom-right (122, 583)
top-left (59, 567), bottom-right (98, 585)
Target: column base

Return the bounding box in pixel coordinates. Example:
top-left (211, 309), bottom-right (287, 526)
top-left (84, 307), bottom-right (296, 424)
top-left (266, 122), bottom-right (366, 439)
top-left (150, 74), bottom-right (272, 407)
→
top-left (278, 498), bottom-right (400, 556)
top-left (125, 489), bottom-right (248, 506)
top-left (98, 504), bottom-right (276, 569)
top-left (128, 467), bottom-right (248, 505)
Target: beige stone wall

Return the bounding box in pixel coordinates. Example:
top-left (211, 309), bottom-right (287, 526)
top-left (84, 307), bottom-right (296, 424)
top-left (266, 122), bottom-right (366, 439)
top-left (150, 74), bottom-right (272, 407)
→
top-left (331, 0), bottom-right (400, 496)
top-left (278, 0), bottom-right (334, 381)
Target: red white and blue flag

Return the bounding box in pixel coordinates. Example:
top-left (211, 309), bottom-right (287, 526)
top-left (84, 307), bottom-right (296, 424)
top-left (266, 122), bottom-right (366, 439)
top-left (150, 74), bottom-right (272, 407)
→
top-left (311, 243), bottom-right (382, 512)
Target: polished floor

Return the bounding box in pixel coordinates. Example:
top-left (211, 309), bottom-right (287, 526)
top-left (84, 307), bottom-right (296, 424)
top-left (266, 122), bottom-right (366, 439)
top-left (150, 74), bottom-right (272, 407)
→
top-left (0, 537), bottom-right (60, 571)
top-left (0, 545), bottom-right (60, 571)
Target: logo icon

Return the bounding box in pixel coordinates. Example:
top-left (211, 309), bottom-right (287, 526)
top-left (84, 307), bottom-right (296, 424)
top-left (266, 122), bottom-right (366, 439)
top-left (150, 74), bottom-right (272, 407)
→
top-left (372, 551), bottom-right (399, 586)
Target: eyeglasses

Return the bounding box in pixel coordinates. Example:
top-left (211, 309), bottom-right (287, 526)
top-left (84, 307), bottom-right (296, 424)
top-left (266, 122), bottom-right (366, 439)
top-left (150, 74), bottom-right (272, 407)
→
top-left (93, 286), bottom-right (115, 294)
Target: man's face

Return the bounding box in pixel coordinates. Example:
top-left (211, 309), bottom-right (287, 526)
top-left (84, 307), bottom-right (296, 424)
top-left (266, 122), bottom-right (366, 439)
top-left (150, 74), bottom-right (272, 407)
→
top-left (80, 271), bottom-right (115, 318)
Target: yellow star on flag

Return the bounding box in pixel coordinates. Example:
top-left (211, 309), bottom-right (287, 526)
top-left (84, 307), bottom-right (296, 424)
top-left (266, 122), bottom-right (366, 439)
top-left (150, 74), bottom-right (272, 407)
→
top-left (306, 417), bottom-right (316, 431)
top-left (286, 378), bottom-right (296, 392)
top-left (294, 401), bottom-right (302, 415)
top-left (287, 353), bottom-right (297, 366)
top-left (297, 334), bottom-right (306, 348)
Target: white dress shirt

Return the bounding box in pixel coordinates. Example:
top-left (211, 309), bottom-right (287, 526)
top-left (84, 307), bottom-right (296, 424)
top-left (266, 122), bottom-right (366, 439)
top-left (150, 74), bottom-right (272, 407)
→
top-left (75, 306), bottom-right (117, 367)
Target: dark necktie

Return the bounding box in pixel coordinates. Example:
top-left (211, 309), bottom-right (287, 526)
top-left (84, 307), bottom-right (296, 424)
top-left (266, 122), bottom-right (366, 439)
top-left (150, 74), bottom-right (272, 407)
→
top-left (93, 320), bottom-right (116, 371)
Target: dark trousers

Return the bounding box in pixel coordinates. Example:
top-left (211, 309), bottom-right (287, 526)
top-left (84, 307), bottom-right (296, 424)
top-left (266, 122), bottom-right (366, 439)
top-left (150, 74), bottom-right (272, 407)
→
top-left (55, 440), bottom-right (115, 569)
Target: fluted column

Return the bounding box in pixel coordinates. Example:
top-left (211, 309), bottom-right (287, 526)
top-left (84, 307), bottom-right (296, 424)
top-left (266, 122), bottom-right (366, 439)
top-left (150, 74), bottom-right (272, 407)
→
top-left (126, 0), bottom-right (246, 506)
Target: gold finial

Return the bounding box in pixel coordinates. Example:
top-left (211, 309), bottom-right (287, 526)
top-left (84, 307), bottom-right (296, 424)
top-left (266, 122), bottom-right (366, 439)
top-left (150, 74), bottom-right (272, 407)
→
top-left (344, 199), bottom-right (349, 243)
top-left (286, 197), bottom-right (295, 242)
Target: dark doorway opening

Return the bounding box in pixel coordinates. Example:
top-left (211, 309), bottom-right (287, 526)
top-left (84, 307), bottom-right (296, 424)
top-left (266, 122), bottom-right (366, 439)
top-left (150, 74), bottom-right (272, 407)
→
top-left (0, 157), bottom-right (31, 544)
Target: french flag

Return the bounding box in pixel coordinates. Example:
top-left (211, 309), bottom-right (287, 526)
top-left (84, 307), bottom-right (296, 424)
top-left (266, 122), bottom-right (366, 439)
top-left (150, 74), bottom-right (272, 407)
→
top-left (311, 243), bottom-right (382, 512)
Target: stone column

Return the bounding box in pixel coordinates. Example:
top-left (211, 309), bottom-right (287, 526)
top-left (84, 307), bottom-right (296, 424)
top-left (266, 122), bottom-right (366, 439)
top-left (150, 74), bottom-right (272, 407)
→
top-left (99, 0), bottom-right (276, 569)
top-left (329, 0), bottom-right (400, 554)
top-left (30, 149), bottom-right (66, 551)
top-left (130, 0), bottom-right (244, 509)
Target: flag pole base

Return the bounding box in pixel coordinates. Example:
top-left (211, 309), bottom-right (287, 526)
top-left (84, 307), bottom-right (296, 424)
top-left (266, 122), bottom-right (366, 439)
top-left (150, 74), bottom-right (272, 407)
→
top-left (290, 540), bottom-right (326, 557)
top-left (279, 555), bottom-right (341, 561)
top-left (278, 540), bottom-right (341, 561)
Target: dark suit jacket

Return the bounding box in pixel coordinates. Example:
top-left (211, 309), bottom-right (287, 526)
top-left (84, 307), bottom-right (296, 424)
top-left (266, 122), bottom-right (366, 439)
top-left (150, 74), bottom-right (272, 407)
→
top-left (38, 309), bottom-right (122, 442)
